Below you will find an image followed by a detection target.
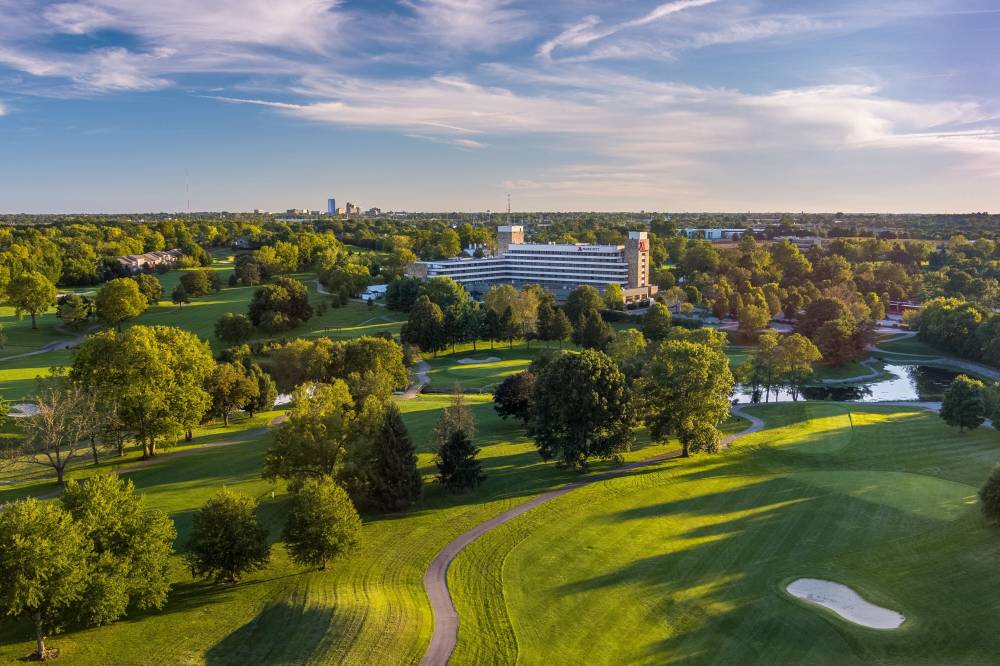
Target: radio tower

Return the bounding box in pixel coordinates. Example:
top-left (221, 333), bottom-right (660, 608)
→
top-left (506, 193), bottom-right (511, 224)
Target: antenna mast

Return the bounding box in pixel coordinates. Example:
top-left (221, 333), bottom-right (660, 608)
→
top-left (185, 168), bottom-right (190, 214)
top-left (507, 193), bottom-right (511, 224)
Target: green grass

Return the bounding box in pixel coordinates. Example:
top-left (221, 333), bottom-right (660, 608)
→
top-left (423, 341), bottom-right (569, 391)
top-left (449, 402), bottom-right (1000, 664)
top-left (878, 335), bottom-right (942, 357)
top-left (0, 394), bottom-right (682, 664)
top-left (0, 349), bottom-right (74, 401)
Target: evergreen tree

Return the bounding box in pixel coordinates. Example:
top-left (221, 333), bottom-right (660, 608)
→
top-left (940, 374), bottom-right (985, 432)
top-left (366, 403), bottom-right (423, 511)
top-left (485, 308), bottom-right (502, 349)
top-left (572, 309), bottom-right (614, 350)
top-left (436, 430), bottom-right (485, 492)
top-left (499, 305), bottom-right (517, 348)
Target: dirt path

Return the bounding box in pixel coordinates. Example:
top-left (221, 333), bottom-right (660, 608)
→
top-left (419, 406), bottom-right (765, 666)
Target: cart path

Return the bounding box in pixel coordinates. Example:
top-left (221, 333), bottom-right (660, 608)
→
top-left (419, 406), bottom-right (766, 666)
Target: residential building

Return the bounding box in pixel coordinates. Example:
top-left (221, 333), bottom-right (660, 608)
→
top-left (407, 226), bottom-right (657, 303)
top-left (117, 248), bottom-right (183, 274)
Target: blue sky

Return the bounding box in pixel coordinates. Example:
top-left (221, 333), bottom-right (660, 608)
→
top-left (0, 0), bottom-right (997, 213)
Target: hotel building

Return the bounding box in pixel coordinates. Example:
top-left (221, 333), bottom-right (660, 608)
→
top-left (407, 226), bottom-right (657, 303)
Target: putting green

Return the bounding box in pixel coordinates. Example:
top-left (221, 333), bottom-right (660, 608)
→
top-left (449, 403), bottom-right (1000, 664)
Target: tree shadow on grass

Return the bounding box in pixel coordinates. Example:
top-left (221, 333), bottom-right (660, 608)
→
top-left (204, 601), bottom-right (339, 665)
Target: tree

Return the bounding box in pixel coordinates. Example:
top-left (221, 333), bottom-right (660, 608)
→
top-left (179, 269), bottom-right (221, 297)
top-left (498, 305), bottom-right (518, 348)
top-left (813, 317), bottom-right (858, 366)
top-left (436, 430), bottom-right (485, 492)
top-left (642, 302), bottom-right (673, 341)
top-left (283, 477), bottom-right (361, 569)
top-left (8, 270), bottom-right (57, 329)
top-left (565, 285), bottom-right (603, 324)
top-left (0, 499), bottom-right (89, 660)
top-left (245, 363), bottom-right (278, 416)
top-left (248, 276), bottom-right (313, 332)
top-left (536, 301), bottom-right (569, 348)
top-left (639, 340), bottom-right (735, 457)
top-left (424, 276), bottom-right (469, 310)
top-left (737, 303), bottom-right (771, 342)
top-left (530, 350), bottom-right (633, 470)
top-left (214, 312), bottom-right (254, 346)
top-left (401, 295), bottom-right (446, 356)
top-left (606, 328), bottom-right (647, 378)
top-left (206, 363), bottom-right (259, 426)
top-left (57, 293), bottom-right (91, 330)
top-left (358, 403), bottom-right (422, 511)
top-left (131, 273), bottom-right (163, 305)
top-left (264, 381), bottom-right (358, 484)
top-left (433, 387), bottom-right (476, 447)
top-left (940, 374), bottom-right (985, 432)
top-left (322, 262), bottom-right (371, 298)
top-left (572, 309), bottom-right (614, 350)
top-left (493, 371), bottom-right (535, 423)
top-left (71, 325), bottom-right (215, 458)
top-left (185, 489), bottom-right (270, 584)
top-left (96, 277), bottom-right (148, 331)
top-left (979, 464), bottom-right (1000, 525)
top-left (61, 475), bottom-right (175, 626)
top-left (12, 378), bottom-right (98, 483)
top-left (773, 333), bottom-right (822, 400)
top-left (603, 283), bottom-right (625, 310)
top-left (171, 283), bottom-right (190, 307)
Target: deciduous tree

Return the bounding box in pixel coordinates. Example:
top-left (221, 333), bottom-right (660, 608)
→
top-left (283, 477), bottom-right (361, 569)
top-left (493, 371), bottom-right (535, 423)
top-left (8, 270), bottom-right (57, 329)
top-left (530, 350), bottom-right (633, 470)
top-left (206, 363), bottom-right (259, 426)
top-left (940, 374), bottom-right (985, 432)
top-left (639, 340), bottom-right (735, 457)
top-left (0, 499), bottom-right (89, 660)
top-left (96, 277), bottom-right (148, 331)
top-left (185, 489), bottom-right (270, 584)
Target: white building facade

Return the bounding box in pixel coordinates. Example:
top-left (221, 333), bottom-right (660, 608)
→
top-left (407, 226), bottom-right (657, 303)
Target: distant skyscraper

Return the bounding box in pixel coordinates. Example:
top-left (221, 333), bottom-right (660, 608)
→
top-left (327, 198), bottom-right (336, 214)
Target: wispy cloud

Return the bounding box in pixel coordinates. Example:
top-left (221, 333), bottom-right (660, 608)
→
top-left (537, 0), bottom-right (718, 60)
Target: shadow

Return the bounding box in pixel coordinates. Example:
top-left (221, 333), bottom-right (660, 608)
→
top-left (204, 602), bottom-right (337, 665)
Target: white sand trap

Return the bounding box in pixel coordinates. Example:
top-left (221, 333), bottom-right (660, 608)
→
top-left (786, 578), bottom-right (904, 629)
top-left (456, 356), bottom-right (501, 365)
top-left (8, 403), bottom-right (39, 418)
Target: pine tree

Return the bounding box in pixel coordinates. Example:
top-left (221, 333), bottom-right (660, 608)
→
top-left (367, 404), bottom-right (422, 511)
top-left (436, 430), bottom-right (485, 492)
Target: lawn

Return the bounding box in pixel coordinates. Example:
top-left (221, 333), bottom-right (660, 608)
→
top-left (449, 402), bottom-right (1000, 664)
top-left (0, 393), bottom-right (683, 664)
top-left (423, 341), bottom-right (570, 392)
top-left (0, 349), bottom-right (74, 401)
top-left (877, 335), bottom-right (942, 357)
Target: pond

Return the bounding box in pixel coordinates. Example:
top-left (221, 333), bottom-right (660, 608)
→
top-left (734, 363), bottom-right (960, 405)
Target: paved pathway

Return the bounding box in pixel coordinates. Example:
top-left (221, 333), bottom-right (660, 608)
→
top-left (419, 406), bottom-right (765, 666)
top-left (400, 361), bottom-right (431, 400)
top-left (0, 325), bottom-right (97, 362)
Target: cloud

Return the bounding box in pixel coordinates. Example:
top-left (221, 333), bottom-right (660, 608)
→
top-left (0, 45), bottom-right (171, 92)
top-left (538, 0), bottom-right (718, 60)
top-left (402, 0), bottom-right (535, 51)
top-left (0, 100), bottom-right (6, 115)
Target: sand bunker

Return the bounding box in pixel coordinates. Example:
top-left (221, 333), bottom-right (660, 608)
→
top-left (786, 578), bottom-right (904, 629)
top-left (8, 403), bottom-right (39, 418)
top-left (456, 356), bottom-right (501, 365)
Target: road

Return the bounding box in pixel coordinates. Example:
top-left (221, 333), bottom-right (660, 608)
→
top-left (419, 406), bottom-right (766, 666)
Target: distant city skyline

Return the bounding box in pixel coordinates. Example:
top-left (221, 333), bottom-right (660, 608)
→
top-left (0, 1), bottom-right (998, 214)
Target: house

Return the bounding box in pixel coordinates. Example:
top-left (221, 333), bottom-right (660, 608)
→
top-left (361, 284), bottom-right (388, 300)
top-left (117, 248), bottom-right (183, 274)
